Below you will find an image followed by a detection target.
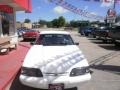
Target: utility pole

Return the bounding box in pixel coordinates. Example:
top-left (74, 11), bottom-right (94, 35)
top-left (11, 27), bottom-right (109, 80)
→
top-left (108, 0), bottom-right (116, 27)
top-left (113, 0), bottom-right (116, 26)
top-left (113, 0), bottom-right (116, 10)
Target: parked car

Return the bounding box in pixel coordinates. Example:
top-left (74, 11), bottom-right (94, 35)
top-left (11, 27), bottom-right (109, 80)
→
top-left (19, 31), bottom-right (91, 90)
top-left (93, 26), bottom-right (111, 42)
top-left (78, 27), bottom-right (93, 36)
top-left (22, 29), bottom-right (39, 40)
top-left (108, 25), bottom-right (120, 46)
top-left (64, 27), bottom-right (73, 30)
top-left (17, 28), bottom-right (26, 37)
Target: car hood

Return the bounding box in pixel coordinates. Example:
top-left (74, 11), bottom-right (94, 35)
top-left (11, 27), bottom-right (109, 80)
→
top-left (23, 45), bottom-right (89, 73)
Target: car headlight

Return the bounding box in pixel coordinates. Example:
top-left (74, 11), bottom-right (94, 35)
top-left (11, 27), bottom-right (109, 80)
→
top-left (70, 67), bottom-right (90, 77)
top-left (21, 67), bottom-right (43, 77)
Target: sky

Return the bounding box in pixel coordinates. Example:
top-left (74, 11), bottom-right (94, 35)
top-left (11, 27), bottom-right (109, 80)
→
top-left (16, 0), bottom-right (120, 22)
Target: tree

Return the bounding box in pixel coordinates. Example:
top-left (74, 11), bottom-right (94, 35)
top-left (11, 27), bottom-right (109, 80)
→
top-left (69, 20), bottom-right (90, 27)
top-left (16, 21), bottom-right (21, 23)
top-left (51, 16), bottom-right (66, 28)
top-left (52, 19), bottom-right (59, 27)
top-left (47, 21), bottom-right (53, 28)
top-left (38, 20), bottom-right (47, 25)
top-left (24, 19), bottom-right (31, 23)
top-left (70, 20), bottom-right (78, 27)
top-left (58, 16), bottom-right (66, 27)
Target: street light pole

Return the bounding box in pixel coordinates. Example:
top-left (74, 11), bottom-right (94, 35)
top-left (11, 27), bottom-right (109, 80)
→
top-left (113, 0), bottom-right (116, 10)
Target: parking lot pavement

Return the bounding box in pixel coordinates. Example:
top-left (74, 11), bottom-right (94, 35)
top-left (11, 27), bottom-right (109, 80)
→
top-left (7, 30), bottom-right (120, 90)
top-left (71, 31), bottom-right (120, 90)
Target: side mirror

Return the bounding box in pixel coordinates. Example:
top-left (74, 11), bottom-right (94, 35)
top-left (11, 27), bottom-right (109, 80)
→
top-left (75, 42), bottom-right (79, 45)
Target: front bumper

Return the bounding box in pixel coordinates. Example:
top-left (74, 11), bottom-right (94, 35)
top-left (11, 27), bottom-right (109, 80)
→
top-left (19, 73), bottom-right (91, 89)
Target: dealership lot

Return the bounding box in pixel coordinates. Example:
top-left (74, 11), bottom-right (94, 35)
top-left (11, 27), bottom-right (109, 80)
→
top-left (70, 31), bottom-right (120, 90)
top-left (7, 30), bottom-right (120, 90)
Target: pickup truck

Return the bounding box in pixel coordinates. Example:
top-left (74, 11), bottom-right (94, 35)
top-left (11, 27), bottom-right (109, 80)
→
top-left (108, 26), bottom-right (120, 46)
top-left (93, 27), bottom-right (111, 43)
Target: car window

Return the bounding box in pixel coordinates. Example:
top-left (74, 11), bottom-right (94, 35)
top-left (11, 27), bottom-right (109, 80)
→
top-left (35, 34), bottom-right (74, 46)
top-left (26, 30), bottom-right (35, 32)
top-left (110, 26), bottom-right (120, 31)
top-left (115, 26), bottom-right (120, 31)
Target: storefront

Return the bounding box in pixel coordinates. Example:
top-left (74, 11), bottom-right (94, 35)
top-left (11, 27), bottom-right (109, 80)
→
top-left (0, 0), bottom-right (31, 51)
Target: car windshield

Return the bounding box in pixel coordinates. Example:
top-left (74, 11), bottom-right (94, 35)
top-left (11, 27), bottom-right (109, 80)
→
top-left (35, 34), bottom-right (74, 46)
top-left (110, 26), bottom-right (120, 31)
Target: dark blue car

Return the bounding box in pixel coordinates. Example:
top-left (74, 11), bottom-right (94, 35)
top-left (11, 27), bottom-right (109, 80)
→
top-left (79, 27), bottom-right (92, 36)
top-left (17, 28), bottom-right (27, 37)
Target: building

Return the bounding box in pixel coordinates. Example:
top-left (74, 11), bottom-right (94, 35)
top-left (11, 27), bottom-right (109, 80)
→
top-left (16, 22), bottom-right (32, 29)
top-left (0, 0), bottom-right (32, 52)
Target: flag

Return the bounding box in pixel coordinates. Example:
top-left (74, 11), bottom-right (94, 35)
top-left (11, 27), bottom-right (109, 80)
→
top-left (84, 0), bottom-right (102, 2)
top-left (103, 0), bottom-right (114, 3)
top-left (115, 0), bottom-right (120, 4)
top-left (101, 0), bottom-right (114, 7)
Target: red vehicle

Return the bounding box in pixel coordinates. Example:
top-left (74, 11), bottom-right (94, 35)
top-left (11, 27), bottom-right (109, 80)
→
top-left (23, 30), bottom-right (39, 40)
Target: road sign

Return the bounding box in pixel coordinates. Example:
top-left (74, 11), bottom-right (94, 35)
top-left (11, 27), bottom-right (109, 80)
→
top-left (107, 16), bottom-right (116, 23)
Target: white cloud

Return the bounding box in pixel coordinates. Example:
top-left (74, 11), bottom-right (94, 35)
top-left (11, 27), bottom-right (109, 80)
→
top-left (53, 6), bottom-right (68, 14)
top-left (83, 6), bottom-right (88, 10)
top-left (90, 12), bottom-right (97, 15)
top-left (101, 0), bottom-right (114, 7)
top-left (17, 11), bottom-right (25, 14)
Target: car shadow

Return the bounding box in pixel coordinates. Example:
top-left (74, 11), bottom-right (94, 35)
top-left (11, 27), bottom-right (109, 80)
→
top-left (98, 44), bottom-right (120, 51)
top-left (87, 37), bottom-right (120, 51)
top-left (20, 38), bottom-right (36, 42)
top-left (10, 70), bottom-right (41, 90)
top-left (90, 64), bottom-right (120, 75)
top-left (87, 38), bottom-right (111, 44)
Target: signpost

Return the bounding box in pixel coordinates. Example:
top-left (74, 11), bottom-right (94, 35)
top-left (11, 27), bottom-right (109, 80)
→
top-left (106, 0), bottom-right (117, 27)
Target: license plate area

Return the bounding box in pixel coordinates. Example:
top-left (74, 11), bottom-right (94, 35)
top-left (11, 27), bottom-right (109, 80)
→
top-left (49, 84), bottom-right (64, 90)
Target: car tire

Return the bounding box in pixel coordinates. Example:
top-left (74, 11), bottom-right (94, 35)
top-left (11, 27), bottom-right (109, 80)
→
top-left (93, 35), bottom-right (96, 38)
top-left (4, 48), bottom-right (9, 55)
top-left (68, 87), bottom-right (77, 90)
top-left (14, 44), bottom-right (17, 50)
top-left (85, 33), bottom-right (88, 36)
top-left (102, 39), bottom-right (107, 43)
top-left (23, 38), bottom-right (26, 41)
top-left (114, 41), bottom-right (120, 47)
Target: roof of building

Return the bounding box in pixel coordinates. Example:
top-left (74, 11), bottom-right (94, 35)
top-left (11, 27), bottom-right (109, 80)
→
top-left (40, 30), bottom-right (70, 35)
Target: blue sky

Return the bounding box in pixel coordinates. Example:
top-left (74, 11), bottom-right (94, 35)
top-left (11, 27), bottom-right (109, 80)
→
top-left (16, 0), bottom-right (120, 22)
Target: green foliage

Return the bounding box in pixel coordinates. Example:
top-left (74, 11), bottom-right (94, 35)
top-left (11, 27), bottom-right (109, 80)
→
top-left (70, 20), bottom-right (90, 27)
top-left (38, 20), bottom-right (47, 25)
top-left (52, 19), bottom-right (59, 27)
top-left (51, 16), bottom-right (66, 28)
top-left (47, 22), bottom-right (53, 28)
top-left (24, 19), bottom-right (31, 23)
top-left (58, 16), bottom-right (66, 27)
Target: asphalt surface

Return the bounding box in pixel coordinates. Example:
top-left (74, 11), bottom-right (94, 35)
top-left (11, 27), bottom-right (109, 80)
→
top-left (7, 30), bottom-right (120, 90)
top-left (70, 31), bottom-right (120, 90)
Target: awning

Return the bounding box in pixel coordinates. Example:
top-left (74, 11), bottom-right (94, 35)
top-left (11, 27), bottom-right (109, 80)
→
top-left (0, 0), bottom-right (32, 12)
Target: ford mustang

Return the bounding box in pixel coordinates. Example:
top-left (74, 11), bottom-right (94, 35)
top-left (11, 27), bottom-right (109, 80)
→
top-left (19, 31), bottom-right (91, 90)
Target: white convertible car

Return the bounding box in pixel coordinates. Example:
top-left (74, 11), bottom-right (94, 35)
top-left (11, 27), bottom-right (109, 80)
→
top-left (19, 31), bottom-right (91, 90)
